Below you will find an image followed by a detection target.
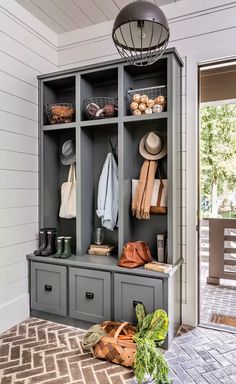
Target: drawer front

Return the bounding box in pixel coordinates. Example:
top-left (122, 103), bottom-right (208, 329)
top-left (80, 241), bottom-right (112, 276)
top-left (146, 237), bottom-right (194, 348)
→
top-left (69, 268), bottom-right (111, 323)
top-left (114, 273), bottom-right (163, 323)
top-left (31, 262), bottom-right (67, 316)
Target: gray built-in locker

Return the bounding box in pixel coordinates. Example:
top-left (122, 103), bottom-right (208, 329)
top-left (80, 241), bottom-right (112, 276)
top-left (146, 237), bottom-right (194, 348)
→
top-left (27, 48), bottom-right (183, 347)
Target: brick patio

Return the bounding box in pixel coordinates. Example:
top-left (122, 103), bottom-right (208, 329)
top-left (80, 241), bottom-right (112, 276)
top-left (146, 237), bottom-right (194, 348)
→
top-left (200, 262), bottom-right (236, 326)
top-left (200, 220), bottom-right (236, 327)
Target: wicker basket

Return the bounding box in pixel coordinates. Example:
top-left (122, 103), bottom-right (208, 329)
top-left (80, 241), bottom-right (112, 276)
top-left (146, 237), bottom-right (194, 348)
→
top-left (127, 85), bottom-right (167, 116)
top-left (92, 321), bottom-right (137, 368)
top-left (46, 103), bottom-right (75, 124)
top-left (83, 97), bottom-right (118, 120)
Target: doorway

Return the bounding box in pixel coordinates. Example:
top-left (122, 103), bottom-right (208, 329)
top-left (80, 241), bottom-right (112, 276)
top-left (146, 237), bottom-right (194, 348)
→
top-left (199, 62), bottom-right (236, 330)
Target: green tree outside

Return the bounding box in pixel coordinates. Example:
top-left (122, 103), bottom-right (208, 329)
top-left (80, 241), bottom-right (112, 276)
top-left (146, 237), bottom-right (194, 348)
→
top-left (200, 104), bottom-right (236, 218)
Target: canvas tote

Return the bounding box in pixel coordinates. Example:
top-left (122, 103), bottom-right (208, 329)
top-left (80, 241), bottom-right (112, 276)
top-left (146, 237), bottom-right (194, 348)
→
top-left (59, 163), bottom-right (76, 219)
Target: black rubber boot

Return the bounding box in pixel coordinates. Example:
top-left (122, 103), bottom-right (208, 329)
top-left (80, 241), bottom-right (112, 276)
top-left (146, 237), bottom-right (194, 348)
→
top-left (53, 237), bottom-right (64, 258)
top-left (34, 228), bottom-right (48, 256)
top-left (61, 237), bottom-right (72, 259)
top-left (41, 229), bottom-right (57, 256)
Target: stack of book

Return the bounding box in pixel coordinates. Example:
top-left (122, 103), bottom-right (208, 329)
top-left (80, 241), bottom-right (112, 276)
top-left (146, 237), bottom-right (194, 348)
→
top-left (144, 261), bottom-right (172, 273)
top-left (88, 244), bottom-right (115, 256)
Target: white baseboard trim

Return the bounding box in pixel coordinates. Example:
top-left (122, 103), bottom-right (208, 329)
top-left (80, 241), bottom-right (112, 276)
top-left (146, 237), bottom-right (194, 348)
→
top-left (0, 293), bottom-right (29, 333)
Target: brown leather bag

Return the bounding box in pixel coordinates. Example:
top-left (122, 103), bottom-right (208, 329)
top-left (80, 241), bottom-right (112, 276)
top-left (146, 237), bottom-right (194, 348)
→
top-left (118, 241), bottom-right (152, 268)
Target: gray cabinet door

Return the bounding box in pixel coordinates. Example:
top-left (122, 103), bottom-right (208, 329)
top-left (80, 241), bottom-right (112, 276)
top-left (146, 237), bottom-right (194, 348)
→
top-left (69, 267), bottom-right (111, 323)
top-left (31, 262), bottom-right (67, 316)
top-left (114, 273), bottom-right (163, 323)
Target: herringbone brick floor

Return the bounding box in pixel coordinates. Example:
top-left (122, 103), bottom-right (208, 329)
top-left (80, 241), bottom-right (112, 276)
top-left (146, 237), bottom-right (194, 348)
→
top-left (0, 318), bottom-right (134, 384)
top-left (0, 318), bottom-right (236, 383)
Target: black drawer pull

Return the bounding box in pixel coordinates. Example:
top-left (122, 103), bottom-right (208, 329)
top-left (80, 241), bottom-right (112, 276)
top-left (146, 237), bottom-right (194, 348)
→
top-left (45, 285), bottom-right (52, 292)
top-left (85, 292), bottom-right (94, 300)
top-left (133, 300), bottom-right (143, 308)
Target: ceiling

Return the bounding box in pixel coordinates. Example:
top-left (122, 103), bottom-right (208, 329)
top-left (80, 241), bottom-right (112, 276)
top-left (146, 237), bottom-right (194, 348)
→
top-left (16, 0), bottom-right (177, 34)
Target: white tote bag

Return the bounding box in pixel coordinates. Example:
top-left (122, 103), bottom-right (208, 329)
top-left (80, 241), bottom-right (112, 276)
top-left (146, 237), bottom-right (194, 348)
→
top-left (59, 163), bottom-right (76, 219)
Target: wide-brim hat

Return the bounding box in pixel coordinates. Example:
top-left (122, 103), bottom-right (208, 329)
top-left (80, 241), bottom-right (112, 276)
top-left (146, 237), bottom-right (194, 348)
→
top-left (61, 139), bottom-right (76, 165)
top-left (139, 131), bottom-right (167, 160)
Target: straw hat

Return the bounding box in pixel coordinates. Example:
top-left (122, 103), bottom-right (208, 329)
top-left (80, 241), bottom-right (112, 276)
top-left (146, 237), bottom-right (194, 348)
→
top-left (139, 131), bottom-right (167, 160)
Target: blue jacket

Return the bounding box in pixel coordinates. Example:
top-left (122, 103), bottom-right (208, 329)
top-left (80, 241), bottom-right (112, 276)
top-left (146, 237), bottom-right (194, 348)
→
top-left (96, 153), bottom-right (118, 231)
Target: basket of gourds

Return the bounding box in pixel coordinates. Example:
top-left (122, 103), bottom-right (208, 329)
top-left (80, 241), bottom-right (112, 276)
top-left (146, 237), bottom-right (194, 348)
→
top-left (82, 304), bottom-right (170, 384)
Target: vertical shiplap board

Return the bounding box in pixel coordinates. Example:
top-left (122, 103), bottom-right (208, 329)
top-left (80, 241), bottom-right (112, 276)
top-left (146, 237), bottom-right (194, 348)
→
top-left (57, 0), bottom-right (236, 326)
top-left (0, 0), bottom-right (57, 333)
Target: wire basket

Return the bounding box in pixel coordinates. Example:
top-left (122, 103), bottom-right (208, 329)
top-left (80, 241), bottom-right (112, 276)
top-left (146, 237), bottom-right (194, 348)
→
top-left (83, 97), bottom-right (118, 120)
top-left (46, 103), bottom-right (75, 124)
top-left (127, 85), bottom-right (167, 116)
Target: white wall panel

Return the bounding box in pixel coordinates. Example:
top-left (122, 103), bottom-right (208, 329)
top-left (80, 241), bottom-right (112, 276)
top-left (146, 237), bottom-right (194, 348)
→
top-left (0, 6), bottom-right (57, 64)
top-left (0, 71), bottom-right (37, 104)
top-left (0, 189), bottom-right (38, 209)
top-left (0, 151), bottom-right (38, 172)
top-left (0, 276), bottom-right (28, 306)
top-left (0, 241), bottom-right (37, 268)
top-left (0, 278), bottom-right (28, 306)
top-left (0, 0), bottom-right (57, 332)
top-left (0, 31), bottom-right (55, 74)
top-left (0, 131), bottom-right (38, 154)
top-left (0, 261), bottom-right (28, 288)
top-left (0, 170), bottom-right (38, 189)
top-left (0, 206), bottom-right (38, 228)
top-left (0, 223), bottom-right (38, 248)
top-left (0, 131), bottom-right (38, 155)
top-left (0, 91), bottom-right (37, 121)
top-left (0, 51), bottom-right (38, 87)
top-left (0, 294), bottom-right (29, 333)
top-left (0, 111), bottom-right (38, 138)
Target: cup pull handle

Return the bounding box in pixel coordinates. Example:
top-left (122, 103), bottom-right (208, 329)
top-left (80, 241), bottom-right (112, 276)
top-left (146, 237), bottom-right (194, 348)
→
top-left (45, 285), bottom-right (52, 292)
top-left (85, 292), bottom-right (94, 300)
top-left (133, 300), bottom-right (142, 308)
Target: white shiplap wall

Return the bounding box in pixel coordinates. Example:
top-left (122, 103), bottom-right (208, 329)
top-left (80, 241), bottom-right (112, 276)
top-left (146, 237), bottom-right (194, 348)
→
top-left (0, 0), bottom-right (57, 333)
top-left (56, 0), bottom-right (236, 326)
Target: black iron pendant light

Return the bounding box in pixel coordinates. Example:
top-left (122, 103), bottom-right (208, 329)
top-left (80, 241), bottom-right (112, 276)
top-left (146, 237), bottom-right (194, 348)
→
top-left (112, 1), bottom-right (170, 66)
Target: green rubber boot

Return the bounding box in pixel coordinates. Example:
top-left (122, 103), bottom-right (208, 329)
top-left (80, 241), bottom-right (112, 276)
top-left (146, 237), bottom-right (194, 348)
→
top-left (53, 237), bottom-right (64, 258)
top-left (61, 237), bottom-right (72, 259)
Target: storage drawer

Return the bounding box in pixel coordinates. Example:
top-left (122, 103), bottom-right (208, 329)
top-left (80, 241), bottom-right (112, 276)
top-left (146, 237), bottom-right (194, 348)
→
top-left (114, 273), bottom-right (163, 323)
top-left (69, 268), bottom-right (111, 323)
top-left (31, 262), bottom-right (67, 316)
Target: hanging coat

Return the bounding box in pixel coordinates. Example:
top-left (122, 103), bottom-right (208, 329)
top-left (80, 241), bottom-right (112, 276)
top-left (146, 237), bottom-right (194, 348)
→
top-left (96, 153), bottom-right (118, 231)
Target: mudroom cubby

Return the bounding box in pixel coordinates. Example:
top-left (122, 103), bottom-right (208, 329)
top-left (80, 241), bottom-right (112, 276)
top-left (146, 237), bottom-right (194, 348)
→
top-left (80, 67), bottom-right (118, 121)
top-left (41, 127), bottom-right (76, 253)
top-left (42, 75), bottom-right (76, 126)
top-left (122, 118), bottom-right (168, 258)
top-left (78, 123), bottom-right (118, 255)
top-left (123, 58), bottom-right (168, 116)
top-left (28, 48), bottom-right (183, 347)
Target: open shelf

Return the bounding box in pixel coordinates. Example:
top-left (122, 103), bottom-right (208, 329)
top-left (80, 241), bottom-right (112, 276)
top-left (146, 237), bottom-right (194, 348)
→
top-left (43, 76), bottom-right (76, 126)
top-left (80, 117), bottom-right (118, 127)
top-left (79, 123), bottom-right (118, 255)
top-left (42, 127), bottom-right (76, 253)
top-left (123, 58), bottom-right (167, 116)
top-left (122, 119), bottom-right (167, 258)
top-left (42, 122), bottom-right (77, 131)
top-left (80, 67), bottom-right (118, 121)
top-left (123, 112), bottom-right (168, 123)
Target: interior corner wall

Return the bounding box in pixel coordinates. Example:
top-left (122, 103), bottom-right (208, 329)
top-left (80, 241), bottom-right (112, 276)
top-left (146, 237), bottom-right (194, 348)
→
top-left (0, 0), bottom-right (57, 333)
top-left (57, 0), bottom-right (236, 327)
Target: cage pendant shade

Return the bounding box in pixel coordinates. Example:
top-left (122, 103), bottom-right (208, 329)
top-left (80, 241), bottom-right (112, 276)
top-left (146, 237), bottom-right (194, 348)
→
top-left (112, 1), bottom-right (170, 66)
